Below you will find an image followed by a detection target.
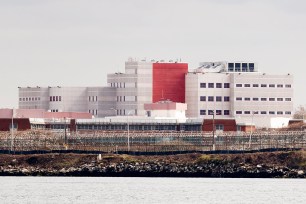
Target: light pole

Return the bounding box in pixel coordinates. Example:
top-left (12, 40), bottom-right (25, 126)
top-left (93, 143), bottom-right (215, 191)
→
top-left (212, 110), bottom-right (215, 151)
top-left (127, 110), bottom-right (133, 152)
top-left (11, 108), bottom-right (14, 152)
top-left (249, 111), bottom-right (255, 149)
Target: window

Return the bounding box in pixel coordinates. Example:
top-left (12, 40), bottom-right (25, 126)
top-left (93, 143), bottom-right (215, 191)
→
top-left (261, 84), bottom-right (267, 87)
top-left (224, 110), bottom-right (230, 115)
top-left (235, 63), bottom-right (241, 72)
top-left (200, 96), bottom-right (206, 101)
top-left (56, 96), bottom-right (58, 101)
top-left (285, 84), bottom-right (291, 88)
top-left (285, 98), bottom-right (291, 101)
top-left (253, 98), bottom-right (259, 101)
top-left (216, 110), bottom-right (222, 115)
top-left (269, 111), bottom-right (275, 115)
top-left (224, 96), bottom-right (230, 102)
top-left (224, 83), bottom-right (230, 88)
top-left (19, 98), bottom-right (22, 101)
top-left (242, 63), bottom-right (248, 72)
top-left (59, 96), bottom-right (61, 101)
top-left (50, 96), bottom-right (52, 102)
top-left (208, 96), bottom-right (214, 101)
top-left (269, 98), bottom-right (275, 101)
top-left (236, 111), bottom-right (242, 114)
top-left (200, 83), bottom-right (206, 88)
top-left (208, 83), bottom-right (214, 88)
top-left (244, 84), bottom-right (251, 87)
top-left (261, 98), bottom-right (267, 101)
top-left (228, 63), bottom-right (234, 71)
top-left (277, 111), bottom-right (283, 115)
top-left (236, 84), bottom-right (242, 87)
top-left (216, 96), bottom-right (222, 102)
top-left (29, 98), bottom-right (31, 101)
top-left (277, 84), bottom-right (283, 88)
top-left (245, 97), bottom-right (250, 101)
top-left (208, 110), bottom-right (214, 115)
top-left (215, 124), bottom-right (224, 131)
top-left (216, 83), bottom-right (222, 88)
top-left (200, 110), bottom-right (206, 115)
top-left (269, 84), bottom-right (275, 88)
top-left (249, 63), bottom-right (255, 72)
top-left (277, 98), bottom-right (283, 101)
top-left (253, 84), bottom-right (259, 87)
top-left (285, 111), bottom-right (291, 115)
top-left (261, 111), bottom-right (267, 114)
top-left (236, 97), bottom-right (242, 101)
top-left (244, 111), bottom-right (250, 114)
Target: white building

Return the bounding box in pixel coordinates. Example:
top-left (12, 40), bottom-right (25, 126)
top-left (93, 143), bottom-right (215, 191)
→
top-left (185, 61), bottom-right (293, 128)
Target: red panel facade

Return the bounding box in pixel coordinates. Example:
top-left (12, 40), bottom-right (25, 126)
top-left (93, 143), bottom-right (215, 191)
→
top-left (202, 119), bottom-right (237, 132)
top-left (152, 63), bottom-right (188, 103)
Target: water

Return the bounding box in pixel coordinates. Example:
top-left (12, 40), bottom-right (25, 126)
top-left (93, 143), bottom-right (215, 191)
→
top-left (0, 177), bottom-right (305, 204)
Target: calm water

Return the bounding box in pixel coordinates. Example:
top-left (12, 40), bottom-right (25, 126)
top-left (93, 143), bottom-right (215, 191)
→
top-left (0, 177), bottom-right (305, 203)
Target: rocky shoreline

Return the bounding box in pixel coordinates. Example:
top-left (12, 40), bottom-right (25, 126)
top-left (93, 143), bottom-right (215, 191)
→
top-left (0, 151), bottom-right (305, 178)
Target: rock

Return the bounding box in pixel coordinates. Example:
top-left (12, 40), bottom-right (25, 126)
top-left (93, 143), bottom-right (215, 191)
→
top-left (297, 170), bottom-right (304, 176)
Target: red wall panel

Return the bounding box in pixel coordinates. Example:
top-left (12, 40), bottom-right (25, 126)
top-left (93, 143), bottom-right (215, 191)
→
top-left (152, 63), bottom-right (188, 103)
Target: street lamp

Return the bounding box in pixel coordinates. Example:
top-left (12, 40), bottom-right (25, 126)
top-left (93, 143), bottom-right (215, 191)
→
top-left (212, 110), bottom-right (215, 151)
top-left (249, 111), bottom-right (256, 149)
top-left (127, 110), bottom-right (133, 152)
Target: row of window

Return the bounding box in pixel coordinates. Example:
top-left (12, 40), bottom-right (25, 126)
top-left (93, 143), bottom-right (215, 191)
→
top-left (200, 83), bottom-right (230, 88)
top-left (89, 109), bottom-right (98, 115)
top-left (50, 96), bottom-right (62, 102)
top-left (200, 110), bottom-right (230, 115)
top-left (236, 84), bottom-right (291, 88)
top-left (89, 96), bottom-right (98, 102)
top-left (236, 97), bottom-right (291, 102)
top-left (228, 63), bottom-right (255, 72)
top-left (19, 97), bottom-right (41, 102)
top-left (236, 111), bottom-right (291, 115)
top-left (50, 109), bottom-right (59, 112)
top-left (200, 96), bottom-right (230, 102)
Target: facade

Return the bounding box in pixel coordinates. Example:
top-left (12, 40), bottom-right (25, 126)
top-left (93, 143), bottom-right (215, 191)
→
top-left (107, 58), bottom-right (188, 116)
top-left (17, 59), bottom-right (294, 129)
top-left (186, 61), bottom-right (293, 128)
top-left (19, 87), bottom-right (116, 118)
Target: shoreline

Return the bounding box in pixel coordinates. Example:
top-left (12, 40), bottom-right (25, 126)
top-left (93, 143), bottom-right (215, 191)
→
top-left (0, 151), bottom-right (305, 178)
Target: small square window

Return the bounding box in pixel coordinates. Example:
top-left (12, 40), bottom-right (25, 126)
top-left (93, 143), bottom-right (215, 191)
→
top-left (277, 111), bottom-right (283, 115)
top-left (285, 84), bottom-right (291, 88)
top-left (253, 98), bottom-right (259, 101)
top-left (224, 110), bottom-right (230, 115)
top-left (224, 96), bottom-right (230, 102)
top-left (200, 83), bottom-right (206, 88)
top-left (236, 111), bottom-right (242, 114)
top-left (261, 84), bottom-right (267, 87)
top-left (216, 110), bottom-right (222, 115)
top-left (269, 98), bottom-right (275, 101)
top-left (277, 84), bottom-right (283, 88)
top-left (236, 97), bottom-right (242, 101)
top-left (285, 98), bottom-right (291, 101)
top-left (208, 83), bottom-right (214, 88)
top-left (224, 83), bottom-right (230, 88)
top-left (200, 110), bottom-right (206, 115)
top-left (269, 111), bottom-right (275, 115)
top-left (261, 111), bottom-right (267, 114)
top-left (269, 84), bottom-right (275, 88)
top-left (261, 98), bottom-right (267, 101)
top-left (253, 84), bottom-right (259, 87)
top-left (277, 98), bottom-right (283, 101)
top-left (244, 84), bottom-right (251, 87)
top-left (200, 96), bottom-right (206, 101)
top-left (216, 83), bottom-right (222, 88)
top-left (208, 96), bottom-right (214, 101)
top-left (236, 84), bottom-right (242, 87)
top-left (245, 97), bottom-right (250, 101)
top-left (208, 110), bottom-right (214, 115)
top-left (216, 96), bottom-right (222, 102)
top-left (285, 111), bottom-right (291, 115)
top-left (244, 111), bottom-right (250, 114)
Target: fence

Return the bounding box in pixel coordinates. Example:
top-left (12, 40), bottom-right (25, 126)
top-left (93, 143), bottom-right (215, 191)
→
top-left (0, 130), bottom-right (305, 154)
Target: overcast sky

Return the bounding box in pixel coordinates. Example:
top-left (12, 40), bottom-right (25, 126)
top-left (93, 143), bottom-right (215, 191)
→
top-left (0, 0), bottom-right (305, 108)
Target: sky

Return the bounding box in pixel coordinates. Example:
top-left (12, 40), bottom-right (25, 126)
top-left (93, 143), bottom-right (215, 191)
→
top-left (0, 0), bottom-right (305, 109)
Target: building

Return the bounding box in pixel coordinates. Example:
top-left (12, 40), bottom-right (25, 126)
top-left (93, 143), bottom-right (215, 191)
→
top-left (186, 61), bottom-right (293, 128)
top-left (107, 58), bottom-right (188, 116)
top-left (17, 59), bottom-right (293, 129)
